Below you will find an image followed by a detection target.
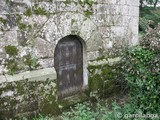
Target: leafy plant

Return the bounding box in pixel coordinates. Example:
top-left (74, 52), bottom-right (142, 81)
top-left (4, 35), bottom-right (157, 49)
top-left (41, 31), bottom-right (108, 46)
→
top-left (123, 25), bottom-right (160, 115)
top-left (61, 96), bottom-right (145, 120)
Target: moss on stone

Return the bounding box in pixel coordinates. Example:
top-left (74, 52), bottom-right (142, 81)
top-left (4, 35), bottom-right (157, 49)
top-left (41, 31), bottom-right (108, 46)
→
top-left (24, 8), bottom-right (32, 17)
top-left (16, 81), bottom-right (27, 95)
top-left (16, 15), bottom-right (28, 31)
top-left (64, 0), bottom-right (72, 4)
top-left (79, 0), bottom-right (97, 7)
top-left (71, 19), bottom-right (76, 25)
top-left (0, 17), bottom-right (7, 25)
top-left (39, 95), bottom-right (60, 115)
top-left (5, 0), bottom-right (11, 4)
top-left (88, 59), bottom-right (124, 98)
top-left (4, 45), bottom-right (19, 74)
top-left (16, 15), bottom-right (22, 23)
top-left (84, 10), bottom-right (93, 18)
top-left (71, 29), bottom-right (77, 34)
top-left (0, 76), bottom-right (89, 118)
top-left (0, 83), bottom-right (14, 94)
top-left (4, 45), bottom-right (19, 57)
top-left (18, 23), bottom-right (27, 31)
top-left (22, 53), bottom-right (40, 71)
top-left (58, 93), bottom-right (89, 112)
top-left (33, 7), bottom-right (50, 17)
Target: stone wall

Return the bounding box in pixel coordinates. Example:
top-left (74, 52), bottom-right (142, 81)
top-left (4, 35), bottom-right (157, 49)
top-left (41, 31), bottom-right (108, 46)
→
top-left (0, 68), bottom-right (88, 119)
top-left (0, 0), bottom-right (139, 118)
top-left (0, 68), bottom-right (58, 119)
top-left (0, 0), bottom-right (139, 75)
top-left (0, 57), bottom-right (124, 119)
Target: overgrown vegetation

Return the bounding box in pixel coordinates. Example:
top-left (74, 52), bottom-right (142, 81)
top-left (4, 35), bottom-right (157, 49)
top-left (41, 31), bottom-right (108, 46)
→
top-left (1, 1), bottom-right (160, 120)
top-left (88, 61), bottom-right (126, 98)
top-left (61, 98), bottom-right (126, 120)
top-left (123, 25), bottom-right (160, 116)
top-left (61, 26), bottom-right (160, 120)
top-left (139, 7), bottom-right (160, 34)
top-left (29, 25), bottom-right (159, 119)
top-left (61, 10), bottom-right (160, 119)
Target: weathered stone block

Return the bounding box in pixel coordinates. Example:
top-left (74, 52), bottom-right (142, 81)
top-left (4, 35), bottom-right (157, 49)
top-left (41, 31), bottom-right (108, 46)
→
top-left (128, 6), bottom-right (139, 17)
top-left (86, 32), bottom-right (103, 51)
top-left (38, 58), bottom-right (54, 68)
top-left (99, 27), bottom-right (111, 38)
top-left (109, 14), bottom-right (123, 26)
top-left (0, 48), bottom-right (6, 58)
top-left (97, 0), bottom-right (117, 4)
top-left (96, 4), bottom-right (110, 14)
top-left (87, 51), bottom-right (100, 60)
top-left (0, 0), bottom-right (31, 14)
top-left (94, 13), bottom-right (110, 26)
top-left (36, 1), bottom-right (57, 13)
top-left (80, 19), bottom-right (97, 41)
top-left (121, 5), bottom-right (129, 16)
top-left (57, 1), bottom-right (78, 12)
top-left (33, 37), bottom-right (55, 58)
top-left (126, 0), bottom-right (139, 7)
top-left (110, 26), bottom-right (125, 37)
top-left (0, 31), bottom-right (18, 46)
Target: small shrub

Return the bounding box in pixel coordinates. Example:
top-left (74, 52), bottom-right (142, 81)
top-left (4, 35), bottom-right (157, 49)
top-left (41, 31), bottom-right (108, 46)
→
top-left (61, 98), bottom-right (121, 120)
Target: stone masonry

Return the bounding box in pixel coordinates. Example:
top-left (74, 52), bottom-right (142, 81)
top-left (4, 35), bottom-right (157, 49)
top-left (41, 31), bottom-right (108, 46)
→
top-left (0, 0), bottom-right (139, 75)
top-left (0, 0), bottom-right (139, 118)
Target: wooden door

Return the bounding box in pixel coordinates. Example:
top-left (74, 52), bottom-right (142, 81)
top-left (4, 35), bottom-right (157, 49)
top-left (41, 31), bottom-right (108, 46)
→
top-left (54, 35), bottom-right (83, 99)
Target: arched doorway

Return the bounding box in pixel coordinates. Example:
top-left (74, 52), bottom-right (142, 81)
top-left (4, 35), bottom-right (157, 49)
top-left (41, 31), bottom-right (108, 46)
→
top-left (54, 35), bottom-right (83, 99)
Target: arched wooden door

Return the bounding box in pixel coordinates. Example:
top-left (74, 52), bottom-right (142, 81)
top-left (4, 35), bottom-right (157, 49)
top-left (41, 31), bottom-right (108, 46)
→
top-left (54, 35), bottom-right (83, 99)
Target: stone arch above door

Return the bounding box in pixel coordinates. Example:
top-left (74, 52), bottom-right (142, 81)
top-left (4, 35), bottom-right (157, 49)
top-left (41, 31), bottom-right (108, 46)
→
top-left (40, 12), bottom-right (103, 55)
